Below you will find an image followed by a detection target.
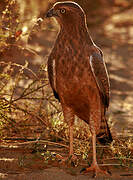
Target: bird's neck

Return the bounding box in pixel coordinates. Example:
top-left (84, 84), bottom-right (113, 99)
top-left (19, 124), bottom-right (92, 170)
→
top-left (59, 24), bottom-right (94, 46)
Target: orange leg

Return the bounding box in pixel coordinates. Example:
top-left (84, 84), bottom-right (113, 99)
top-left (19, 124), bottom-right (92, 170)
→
top-left (62, 105), bottom-right (74, 156)
top-left (81, 131), bottom-right (110, 177)
top-left (80, 102), bottom-right (111, 177)
top-left (56, 105), bottom-right (76, 164)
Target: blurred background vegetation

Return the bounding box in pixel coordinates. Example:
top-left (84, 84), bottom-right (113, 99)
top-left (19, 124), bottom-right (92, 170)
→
top-left (0, 0), bottom-right (133, 172)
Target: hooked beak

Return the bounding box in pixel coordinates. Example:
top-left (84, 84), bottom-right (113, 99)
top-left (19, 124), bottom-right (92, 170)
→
top-left (45, 8), bottom-right (58, 18)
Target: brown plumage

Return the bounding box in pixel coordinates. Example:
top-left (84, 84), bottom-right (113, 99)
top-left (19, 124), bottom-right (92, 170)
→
top-left (46, 1), bottom-right (112, 176)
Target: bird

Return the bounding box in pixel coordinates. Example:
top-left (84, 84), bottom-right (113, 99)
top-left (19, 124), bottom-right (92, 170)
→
top-left (46, 1), bottom-right (113, 177)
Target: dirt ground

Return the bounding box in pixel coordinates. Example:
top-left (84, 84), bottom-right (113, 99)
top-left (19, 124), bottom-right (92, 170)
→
top-left (0, 145), bottom-right (132, 180)
top-left (0, 3), bottom-right (133, 180)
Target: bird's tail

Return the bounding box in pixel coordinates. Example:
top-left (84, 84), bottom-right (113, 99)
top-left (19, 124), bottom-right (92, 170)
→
top-left (96, 116), bottom-right (113, 145)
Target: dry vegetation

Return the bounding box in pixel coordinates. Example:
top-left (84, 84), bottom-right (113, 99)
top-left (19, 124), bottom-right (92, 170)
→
top-left (0, 0), bottom-right (133, 179)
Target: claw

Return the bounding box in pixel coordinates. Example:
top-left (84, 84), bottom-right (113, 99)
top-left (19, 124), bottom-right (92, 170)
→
top-left (80, 163), bottom-right (111, 178)
top-left (80, 168), bottom-right (86, 173)
top-left (92, 172), bottom-right (96, 178)
top-left (55, 154), bottom-right (77, 166)
top-left (107, 169), bottom-right (112, 175)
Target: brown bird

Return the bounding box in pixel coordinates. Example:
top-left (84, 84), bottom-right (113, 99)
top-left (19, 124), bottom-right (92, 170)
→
top-left (46, 1), bottom-right (112, 177)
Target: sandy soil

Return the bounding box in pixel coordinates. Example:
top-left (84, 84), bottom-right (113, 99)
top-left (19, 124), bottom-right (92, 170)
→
top-left (0, 147), bottom-right (132, 180)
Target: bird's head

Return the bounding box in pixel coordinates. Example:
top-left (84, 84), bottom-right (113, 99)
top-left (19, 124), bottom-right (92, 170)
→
top-left (46, 1), bottom-right (86, 30)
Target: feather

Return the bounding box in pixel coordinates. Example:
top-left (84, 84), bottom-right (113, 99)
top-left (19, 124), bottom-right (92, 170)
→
top-left (48, 56), bottom-right (60, 101)
top-left (90, 52), bottom-right (110, 108)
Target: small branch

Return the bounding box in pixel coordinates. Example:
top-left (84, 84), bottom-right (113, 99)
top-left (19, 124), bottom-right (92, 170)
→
top-left (1, 98), bottom-right (48, 127)
top-left (2, 139), bottom-right (69, 149)
top-left (120, 173), bottom-right (133, 177)
top-left (12, 102), bottom-right (48, 126)
top-left (0, 61), bottom-right (38, 79)
top-left (48, 100), bottom-right (61, 112)
top-left (11, 83), bottom-right (48, 103)
top-left (103, 157), bottom-right (133, 162)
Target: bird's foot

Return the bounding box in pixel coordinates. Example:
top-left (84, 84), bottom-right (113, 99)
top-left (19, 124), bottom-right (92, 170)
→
top-left (56, 154), bottom-right (78, 167)
top-left (80, 163), bottom-right (111, 178)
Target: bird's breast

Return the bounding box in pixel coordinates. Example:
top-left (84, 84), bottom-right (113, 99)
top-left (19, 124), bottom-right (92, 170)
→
top-left (54, 44), bottom-right (101, 122)
top-left (56, 50), bottom-right (98, 98)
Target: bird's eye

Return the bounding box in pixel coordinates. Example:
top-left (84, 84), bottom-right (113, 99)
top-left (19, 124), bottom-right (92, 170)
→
top-left (60, 8), bottom-right (66, 14)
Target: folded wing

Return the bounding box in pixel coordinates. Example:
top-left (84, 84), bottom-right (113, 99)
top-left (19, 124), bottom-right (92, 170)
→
top-left (90, 52), bottom-right (110, 109)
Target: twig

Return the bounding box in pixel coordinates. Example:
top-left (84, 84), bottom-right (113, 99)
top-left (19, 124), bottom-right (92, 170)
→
top-left (48, 100), bottom-right (60, 111)
top-left (99, 163), bottom-right (122, 166)
top-left (2, 139), bottom-right (69, 149)
top-left (0, 112), bottom-right (20, 132)
top-left (1, 97), bottom-right (48, 126)
top-left (3, 138), bottom-right (37, 141)
top-left (12, 102), bottom-right (48, 126)
top-left (120, 173), bottom-right (133, 177)
top-left (0, 61), bottom-right (38, 79)
top-left (103, 157), bottom-right (133, 162)
top-left (11, 83), bottom-right (48, 103)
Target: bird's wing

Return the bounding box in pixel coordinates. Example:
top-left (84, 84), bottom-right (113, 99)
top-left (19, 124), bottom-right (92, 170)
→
top-left (90, 52), bottom-right (110, 108)
top-left (47, 55), bottom-right (60, 101)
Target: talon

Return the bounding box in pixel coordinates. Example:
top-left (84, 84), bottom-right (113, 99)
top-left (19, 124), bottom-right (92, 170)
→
top-left (80, 164), bottom-right (111, 177)
top-left (92, 172), bottom-right (96, 178)
top-left (57, 159), bottom-right (62, 163)
top-left (80, 168), bottom-right (86, 173)
top-left (66, 154), bottom-right (72, 162)
top-left (55, 153), bottom-right (77, 167)
top-left (107, 170), bottom-right (112, 175)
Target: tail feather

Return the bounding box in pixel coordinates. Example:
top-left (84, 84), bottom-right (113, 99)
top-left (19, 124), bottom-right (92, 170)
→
top-left (96, 116), bottom-right (113, 145)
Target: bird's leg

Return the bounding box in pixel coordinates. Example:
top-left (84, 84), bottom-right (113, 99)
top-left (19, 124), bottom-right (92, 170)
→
top-left (81, 130), bottom-right (110, 177)
top-left (80, 109), bottom-right (110, 177)
top-left (63, 106), bottom-right (76, 160)
top-left (56, 105), bottom-right (76, 164)
top-left (68, 114), bottom-right (74, 156)
top-left (91, 131), bottom-right (99, 168)
top-left (88, 131), bottom-right (108, 177)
